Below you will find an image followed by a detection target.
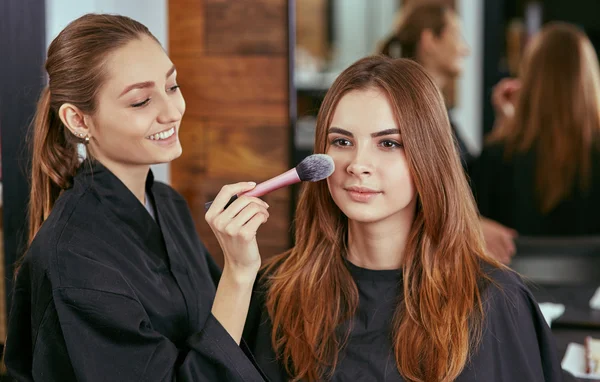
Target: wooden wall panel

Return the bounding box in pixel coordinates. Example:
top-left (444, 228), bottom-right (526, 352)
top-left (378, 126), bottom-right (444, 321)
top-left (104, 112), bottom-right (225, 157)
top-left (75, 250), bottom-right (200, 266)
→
top-left (169, 0), bottom-right (291, 266)
top-left (179, 57), bottom-right (287, 110)
top-left (296, 0), bottom-right (329, 61)
top-left (204, 0), bottom-right (287, 55)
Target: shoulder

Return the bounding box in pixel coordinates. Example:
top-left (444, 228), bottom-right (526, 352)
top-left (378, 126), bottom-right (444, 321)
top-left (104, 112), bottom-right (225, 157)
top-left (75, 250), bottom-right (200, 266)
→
top-left (479, 264), bottom-right (544, 330)
top-left (465, 264), bottom-right (563, 379)
top-left (477, 141), bottom-right (510, 167)
top-left (481, 264), bottom-right (531, 305)
top-left (27, 185), bottom-right (99, 271)
top-left (27, 188), bottom-right (134, 296)
top-left (469, 141), bottom-right (515, 193)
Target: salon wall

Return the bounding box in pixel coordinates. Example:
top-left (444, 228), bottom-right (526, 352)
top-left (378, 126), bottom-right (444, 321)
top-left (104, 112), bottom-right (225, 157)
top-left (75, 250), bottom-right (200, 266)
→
top-left (168, 0), bottom-right (292, 266)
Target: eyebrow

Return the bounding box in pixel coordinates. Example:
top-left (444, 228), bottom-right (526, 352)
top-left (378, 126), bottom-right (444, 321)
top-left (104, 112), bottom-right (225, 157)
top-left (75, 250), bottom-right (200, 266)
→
top-left (119, 65), bottom-right (177, 97)
top-left (328, 127), bottom-right (400, 138)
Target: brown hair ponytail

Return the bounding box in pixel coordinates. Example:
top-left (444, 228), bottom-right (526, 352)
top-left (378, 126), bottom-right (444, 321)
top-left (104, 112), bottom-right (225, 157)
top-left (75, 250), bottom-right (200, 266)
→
top-left (28, 86), bottom-right (80, 244)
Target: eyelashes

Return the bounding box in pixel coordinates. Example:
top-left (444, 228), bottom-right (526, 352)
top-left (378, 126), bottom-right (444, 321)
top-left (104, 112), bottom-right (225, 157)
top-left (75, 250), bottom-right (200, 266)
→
top-left (130, 85), bottom-right (181, 108)
top-left (132, 98), bottom-right (150, 108)
top-left (329, 137), bottom-right (403, 149)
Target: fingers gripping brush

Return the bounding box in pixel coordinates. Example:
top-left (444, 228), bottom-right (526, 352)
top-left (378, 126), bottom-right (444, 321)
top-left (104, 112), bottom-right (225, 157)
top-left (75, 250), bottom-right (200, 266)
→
top-left (204, 154), bottom-right (335, 210)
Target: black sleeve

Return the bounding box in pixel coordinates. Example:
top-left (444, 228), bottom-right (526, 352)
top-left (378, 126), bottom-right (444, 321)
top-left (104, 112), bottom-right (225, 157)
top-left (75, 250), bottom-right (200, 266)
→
top-left (469, 145), bottom-right (510, 222)
top-left (464, 272), bottom-right (564, 382)
top-left (469, 147), bottom-right (493, 217)
top-left (46, 284), bottom-right (264, 382)
top-left (202, 242), bottom-right (222, 286)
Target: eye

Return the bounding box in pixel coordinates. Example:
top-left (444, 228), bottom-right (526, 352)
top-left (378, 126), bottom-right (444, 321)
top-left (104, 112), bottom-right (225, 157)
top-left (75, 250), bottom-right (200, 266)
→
top-left (168, 85), bottom-right (180, 92)
top-left (131, 98), bottom-right (150, 108)
top-left (380, 139), bottom-right (402, 149)
top-left (330, 138), bottom-right (352, 147)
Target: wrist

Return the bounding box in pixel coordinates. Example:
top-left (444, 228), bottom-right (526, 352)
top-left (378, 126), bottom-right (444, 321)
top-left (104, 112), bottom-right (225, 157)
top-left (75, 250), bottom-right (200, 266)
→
top-left (221, 264), bottom-right (258, 287)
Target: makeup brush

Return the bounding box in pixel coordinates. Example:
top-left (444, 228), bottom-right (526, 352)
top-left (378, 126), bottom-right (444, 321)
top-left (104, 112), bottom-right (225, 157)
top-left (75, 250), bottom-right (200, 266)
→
top-left (204, 154), bottom-right (335, 210)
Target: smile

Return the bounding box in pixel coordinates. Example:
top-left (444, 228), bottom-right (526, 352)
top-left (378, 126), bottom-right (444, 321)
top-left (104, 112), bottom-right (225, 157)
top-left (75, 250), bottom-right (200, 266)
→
top-left (146, 127), bottom-right (175, 141)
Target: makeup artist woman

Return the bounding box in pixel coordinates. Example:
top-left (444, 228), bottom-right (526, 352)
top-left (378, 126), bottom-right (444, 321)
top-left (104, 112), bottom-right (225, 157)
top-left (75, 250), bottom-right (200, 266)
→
top-left (3, 14), bottom-right (268, 382)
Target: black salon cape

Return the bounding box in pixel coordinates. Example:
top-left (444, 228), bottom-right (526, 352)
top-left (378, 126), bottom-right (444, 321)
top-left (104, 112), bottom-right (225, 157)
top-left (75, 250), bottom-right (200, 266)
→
top-left (244, 261), bottom-right (564, 382)
top-left (4, 161), bottom-right (265, 381)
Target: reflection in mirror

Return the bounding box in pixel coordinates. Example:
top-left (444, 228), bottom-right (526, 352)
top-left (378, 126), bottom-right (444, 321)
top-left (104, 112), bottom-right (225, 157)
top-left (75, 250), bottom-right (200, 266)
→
top-left (295, 0), bottom-right (399, 91)
top-left (294, 0), bottom-right (400, 159)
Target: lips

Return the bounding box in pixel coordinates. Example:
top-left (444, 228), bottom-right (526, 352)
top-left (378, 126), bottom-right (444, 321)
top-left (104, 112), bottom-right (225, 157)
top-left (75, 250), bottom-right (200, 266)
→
top-left (344, 186), bottom-right (381, 193)
top-left (344, 185), bottom-right (382, 202)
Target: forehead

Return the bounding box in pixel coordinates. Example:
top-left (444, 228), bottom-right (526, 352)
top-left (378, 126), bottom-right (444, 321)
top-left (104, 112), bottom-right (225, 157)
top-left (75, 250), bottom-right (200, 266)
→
top-left (443, 13), bottom-right (461, 34)
top-left (330, 88), bottom-right (398, 132)
top-left (102, 35), bottom-right (173, 89)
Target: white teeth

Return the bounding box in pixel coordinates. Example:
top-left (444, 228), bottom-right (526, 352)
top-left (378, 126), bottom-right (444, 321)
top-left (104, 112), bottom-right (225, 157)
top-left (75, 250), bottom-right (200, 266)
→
top-left (148, 127), bottom-right (175, 141)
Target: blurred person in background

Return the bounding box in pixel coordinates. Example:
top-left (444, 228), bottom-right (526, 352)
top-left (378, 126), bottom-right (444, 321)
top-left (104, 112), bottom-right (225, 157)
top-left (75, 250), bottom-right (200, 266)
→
top-left (472, 22), bottom-right (600, 236)
top-left (379, 2), bottom-right (518, 264)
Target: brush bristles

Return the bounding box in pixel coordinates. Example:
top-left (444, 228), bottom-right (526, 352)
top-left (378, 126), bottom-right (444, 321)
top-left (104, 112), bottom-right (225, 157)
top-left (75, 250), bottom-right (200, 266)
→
top-left (296, 154), bottom-right (335, 182)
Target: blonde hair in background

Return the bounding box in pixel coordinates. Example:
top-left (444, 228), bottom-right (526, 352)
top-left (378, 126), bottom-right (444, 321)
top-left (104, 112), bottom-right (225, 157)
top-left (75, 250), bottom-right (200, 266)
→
top-left (488, 22), bottom-right (600, 214)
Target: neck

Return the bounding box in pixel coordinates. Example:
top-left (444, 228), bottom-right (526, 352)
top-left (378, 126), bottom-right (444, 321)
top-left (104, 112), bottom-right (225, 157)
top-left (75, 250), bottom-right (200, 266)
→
top-left (425, 66), bottom-right (448, 90)
top-left (346, 208), bottom-right (415, 270)
top-left (95, 156), bottom-right (150, 204)
top-left (419, 57), bottom-right (448, 90)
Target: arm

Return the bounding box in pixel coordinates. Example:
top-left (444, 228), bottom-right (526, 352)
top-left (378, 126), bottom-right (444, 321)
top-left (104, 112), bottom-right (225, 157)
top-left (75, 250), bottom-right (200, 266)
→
top-left (204, 182), bottom-right (270, 345)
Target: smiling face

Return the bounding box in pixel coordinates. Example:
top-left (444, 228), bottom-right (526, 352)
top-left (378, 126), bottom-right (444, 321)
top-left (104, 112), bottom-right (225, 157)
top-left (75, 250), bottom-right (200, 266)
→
top-left (85, 35), bottom-right (185, 169)
top-left (326, 87), bottom-right (417, 224)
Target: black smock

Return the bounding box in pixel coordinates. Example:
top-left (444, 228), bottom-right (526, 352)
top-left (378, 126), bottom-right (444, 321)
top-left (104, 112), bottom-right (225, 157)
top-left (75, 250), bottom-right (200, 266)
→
top-left (470, 142), bottom-right (600, 235)
top-left (244, 260), bottom-right (564, 381)
top-left (4, 161), bottom-right (265, 381)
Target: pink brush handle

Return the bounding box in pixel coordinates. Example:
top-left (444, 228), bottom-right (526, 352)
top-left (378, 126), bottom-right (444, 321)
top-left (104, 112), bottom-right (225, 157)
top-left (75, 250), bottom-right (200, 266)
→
top-left (204, 168), bottom-right (301, 210)
top-left (241, 168), bottom-right (301, 197)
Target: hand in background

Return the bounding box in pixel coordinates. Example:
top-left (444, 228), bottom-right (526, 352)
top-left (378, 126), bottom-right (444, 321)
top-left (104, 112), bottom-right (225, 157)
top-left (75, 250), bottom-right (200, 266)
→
top-left (491, 78), bottom-right (521, 128)
top-left (480, 217), bottom-right (518, 264)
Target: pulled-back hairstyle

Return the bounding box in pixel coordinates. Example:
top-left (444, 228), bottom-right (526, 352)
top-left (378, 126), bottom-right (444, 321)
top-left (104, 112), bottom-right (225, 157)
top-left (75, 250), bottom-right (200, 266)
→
top-left (488, 22), bottom-right (600, 213)
top-left (264, 56), bottom-right (499, 381)
top-left (380, 3), bottom-right (452, 60)
top-left (29, 14), bottom-right (158, 244)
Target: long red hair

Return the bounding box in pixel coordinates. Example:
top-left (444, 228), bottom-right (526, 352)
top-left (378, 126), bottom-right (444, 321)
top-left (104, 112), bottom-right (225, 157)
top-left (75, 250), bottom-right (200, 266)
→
top-left (264, 56), bottom-right (499, 381)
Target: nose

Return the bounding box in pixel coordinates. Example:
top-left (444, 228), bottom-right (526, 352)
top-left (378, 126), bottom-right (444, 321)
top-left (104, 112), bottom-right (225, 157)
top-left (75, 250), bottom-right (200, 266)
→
top-left (346, 147), bottom-right (374, 176)
top-left (157, 95), bottom-right (184, 125)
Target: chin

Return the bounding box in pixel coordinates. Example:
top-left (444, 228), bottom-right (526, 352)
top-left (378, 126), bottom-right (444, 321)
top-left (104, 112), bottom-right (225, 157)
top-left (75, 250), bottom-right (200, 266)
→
top-left (337, 204), bottom-right (389, 224)
top-left (157, 146), bottom-right (183, 164)
top-left (447, 63), bottom-right (463, 78)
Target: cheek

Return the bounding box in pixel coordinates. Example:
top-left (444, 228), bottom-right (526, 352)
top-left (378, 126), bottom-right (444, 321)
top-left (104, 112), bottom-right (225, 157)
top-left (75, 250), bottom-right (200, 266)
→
top-left (326, 150), bottom-right (346, 173)
top-left (98, 114), bottom-right (151, 143)
top-left (386, 157), bottom-right (414, 192)
top-left (175, 93), bottom-right (186, 115)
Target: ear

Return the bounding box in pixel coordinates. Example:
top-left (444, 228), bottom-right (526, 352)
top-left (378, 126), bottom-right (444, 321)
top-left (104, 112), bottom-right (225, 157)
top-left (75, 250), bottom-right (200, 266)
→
top-left (58, 103), bottom-right (91, 139)
top-left (420, 28), bottom-right (437, 53)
